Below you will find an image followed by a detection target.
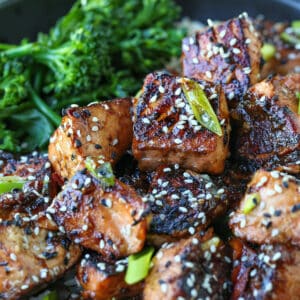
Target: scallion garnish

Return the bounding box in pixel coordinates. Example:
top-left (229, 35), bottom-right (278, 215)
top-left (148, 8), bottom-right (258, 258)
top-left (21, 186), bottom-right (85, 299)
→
top-left (182, 78), bottom-right (222, 136)
top-left (261, 43), bottom-right (276, 61)
top-left (242, 193), bottom-right (261, 214)
top-left (0, 176), bottom-right (26, 195)
top-left (292, 20), bottom-right (300, 35)
top-left (42, 290), bottom-right (58, 300)
top-left (296, 91), bottom-right (300, 115)
top-left (125, 246), bottom-right (154, 285)
top-left (85, 157), bottom-right (115, 188)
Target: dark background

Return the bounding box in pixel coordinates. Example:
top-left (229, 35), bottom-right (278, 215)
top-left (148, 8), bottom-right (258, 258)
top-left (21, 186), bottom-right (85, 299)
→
top-left (0, 0), bottom-right (299, 43)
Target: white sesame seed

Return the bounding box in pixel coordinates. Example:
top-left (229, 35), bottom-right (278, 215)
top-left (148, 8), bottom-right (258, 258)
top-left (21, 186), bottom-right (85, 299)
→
top-left (160, 283), bottom-right (168, 294)
top-left (274, 184), bottom-right (283, 194)
top-left (10, 253), bottom-right (17, 261)
top-left (205, 71), bottom-right (212, 79)
top-left (219, 29), bottom-right (226, 38)
top-left (257, 176), bottom-right (268, 187)
top-left (207, 18), bottom-right (214, 27)
top-left (142, 118), bottom-right (150, 124)
top-left (111, 138), bottom-right (118, 146)
top-left (158, 86), bottom-right (165, 93)
top-left (86, 135), bottom-right (92, 142)
top-left (183, 44), bottom-right (190, 52)
top-left (271, 229), bottom-right (279, 237)
top-left (174, 138), bottom-right (182, 144)
top-left (232, 48), bottom-right (241, 54)
top-left (116, 264), bottom-right (125, 272)
top-left (175, 87), bottom-right (182, 96)
top-left (21, 285), bottom-right (29, 290)
top-left (150, 94), bottom-right (157, 103)
top-left (60, 206), bottom-right (67, 212)
top-left (245, 38), bottom-right (251, 44)
top-left (99, 240), bottom-right (105, 249)
top-left (189, 37), bottom-right (194, 45)
top-left (230, 38), bottom-right (237, 46)
top-left (192, 57), bottom-right (199, 64)
top-left (82, 224), bottom-right (88, 231)
top-left (227, 91), bottom-right (235, 100)
top-left (243, 67), bottom-right (251, 74)
top-left (270, 171), bottom-right (280, 179)
top-left (92, 117), bottom-right (98, 122)
top-left (179, 207), bottom-right (188, 213)
top-left (91, 126), bottom-right (99, 132)
top-left (188, 227), bottom-right (195, 235)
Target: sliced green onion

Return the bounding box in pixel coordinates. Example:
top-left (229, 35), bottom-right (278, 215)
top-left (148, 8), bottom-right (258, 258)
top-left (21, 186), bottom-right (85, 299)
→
top-left (280, 31), bottom-right (300, 45)
top-left (292, 20), bottom-right (300, 35)
top-left (242, 193), bottom-right (261, 214)
top-left (0, 176), bottom-right (26, 195)
top-left (85, 157), bottom-right (115, 188)
top-left (182, 78), bottom-right (222, 136)
top-left (296, 91), bottom-right (300, 115)
top-left (42, 290), bottom-right (58, 300)
top-left (125, 246), bottom-right (154, 285)
top-left (261, 43), bottom-right (276, 61)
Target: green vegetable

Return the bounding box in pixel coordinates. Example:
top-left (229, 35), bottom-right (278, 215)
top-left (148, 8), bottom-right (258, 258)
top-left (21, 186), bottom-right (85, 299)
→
top-left (296, 91), bottom-right (300, 115)
top-left (0, 0), bottom-right (184, 153)
top-left (0, 176), bottom-right (26, 194)
top-left (242, 193), bottom-right (261, 214)
top-left (125, 246), bottom-right (154, 285)
top-left (182, 78), bottom-right (223, 136)
top-left (292, 20), bottom-right (300, 35)
top-left (85, 158), bottom-right (115, 188)
top-left (280, 31), bottom-right (300, 45)
top-left (261, 43), bottom-right (276, 61)
top-left (42, 290), bottom-right (58, 300)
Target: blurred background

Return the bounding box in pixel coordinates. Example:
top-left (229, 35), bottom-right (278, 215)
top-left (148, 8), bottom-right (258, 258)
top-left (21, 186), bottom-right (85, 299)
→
top-left (0, 0), bottom-right (299, 43)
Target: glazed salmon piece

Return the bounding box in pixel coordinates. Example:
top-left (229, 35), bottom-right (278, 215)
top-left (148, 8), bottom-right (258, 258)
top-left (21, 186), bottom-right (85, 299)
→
top-left (145, 165), bottom-right (227, 247)
top-left (0, 218), bottom-right (81, 299)
top-left (132, 72), bottom-right (230, 174)
top-left (182, 13), bottom-right (262, 108)
top-left (231, 239), bottom-right (300, 300)
top-left (48, 98), bottom-right (133, 181)
top-left (50, 170), bottom-right (148, 260)
top-left (144, 230), bottom-right (232, 300)
top-left (232, 74), bottom-right (300, 174)
top-left (77, 252), bottom-right (143, 300)
top-left (229, 169), bottom-right (300, 246)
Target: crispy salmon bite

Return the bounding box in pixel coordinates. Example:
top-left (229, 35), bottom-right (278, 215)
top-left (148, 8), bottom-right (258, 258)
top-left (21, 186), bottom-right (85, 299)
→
top-left (145, 165), bottom-right (228, 247)
top-left (232, 73), bottom-right (300, 174)
top-left (231, 239), bottom-right (300, 300)
top-left (143, 230), bottom-right (232, 300)
top-left (229, 169), bottom-right (300, 246)
top-left (49, 167), bottom-right (148, 260)
top-left (48, 98), bottom-right (133, 181)
top-left (77, 252), bottom-right (143, 300)
top-left (182, 13), bottom-right (262, 109)
top-left (132, 72), bottom-right (230, 174)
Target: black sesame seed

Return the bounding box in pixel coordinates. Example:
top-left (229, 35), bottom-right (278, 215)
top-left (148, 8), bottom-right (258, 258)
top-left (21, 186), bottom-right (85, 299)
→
top-left (282, 181), bottom-right (289, 188)
top-left (42, 251), bottom-right (58, 260)
top-left (0, 261), bottom-right (8, 266)
top-left (274, 210), bottom-right (282, 217)
top-left (100, 199), bottom-right (109, 207)
top-left (75, 139), bottom-right (82, 148)
top-left (73, 111), bottom-right (81, 118)
top-left (291, 204), bottom-right (300, 213)
top-left (263, 213), bottom-right (272, 218)
top-left (95, 144), bottom-right (102, 149)
top-left (82, 109), bottom-right (91, 117)
top-left (71, 153), bottom-right (76, 161)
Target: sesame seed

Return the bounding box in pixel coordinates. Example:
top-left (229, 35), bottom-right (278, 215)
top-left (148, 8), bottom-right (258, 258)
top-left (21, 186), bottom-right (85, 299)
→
top-left (82, 224), bottom-right (88, 231)
top-left (271, 229), bottom-right (279, 237)
top-left (174, 138), bottom-right (182, 144)
top-left (188, 227), bottom-right (195, 235)
top-left (59, 206), bottom-right (67, 212)
top-left (219, 29), bottom-right (226, 38)
top-left (86, 135), bottom-right (92, 142)
top-left (227, 91), bottom-right (235, 100)
top-left (116, 264), bottom-right (125, 272)
top-left (175, 87), bottom-right (182, 96)
top-left (232, 48), bottom-right (241, 54)
top-left (10, 253), bottom-right (17, 261)
top-left (21, 285), bottom-right (29, 290)
top-left (245, 38), bottom-right (251, 44)
top-left (205, 71), bottom-right (212, 79)
top-left (92, 117), bottom-right (98, 122)
top-left (99, 240), bottom-right (105, 249)
top-left (189, 37), bottom-right (194, 45)
top-left (207, 18), bottom-right (214, 27)
top-left (183, 44), bottom-right (190, 52)
top-left (179, 206), bottom-right (188, 213)
top-left (160, 283), bottom-right (168, 294)
top-left (230, 38), bottom-right (237, 46)
top-left (257, 176), bottom-right (268, 187)
top-left (243, 67), bottom-right (251, 74)
top-left (158, 86), bottom-right (165, 93)
top-left (162, 126), bottom-right (168, 133)
top-left (192, 57), bottom-right (199, 64)
top-left (142, 118), bottom-right (150, 124)
top-left (274, 184), bottom-right (283, 193)
top-left (40, 269), bottom-right (48, 278)
top-left (150, 94), bottom-right (157, 103)
top-left (91, 126), bottom-right (99, 132)
top-left (111, 138), bottom-right (118, 146)
top-left (272, 252), bottom-right (281, 261)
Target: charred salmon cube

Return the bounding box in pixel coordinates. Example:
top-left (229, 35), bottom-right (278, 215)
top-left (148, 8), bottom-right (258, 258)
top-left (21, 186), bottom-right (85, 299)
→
top-left (144, 230), bottom-right (232, 300)
top-left (182, 14), bottom-right (262, 108)
top-left (77, 252), bottom-right (143, 300)
top-left (132, 72), bottom-right (230, 174)
top-left (48, 98), bottom-right (133, 181)
top-left (231, 239), bottom-right (300, 300)
top-left (0, 222), bottom-right (81, 299)
top-left (232, 74), bottom-right (300, 174)
top-left (145, 165), bottom-right (228, 247)
top-left (229, 169), bottom-right (300, 246)
top-left (49, 170), bottom-right (147, 260)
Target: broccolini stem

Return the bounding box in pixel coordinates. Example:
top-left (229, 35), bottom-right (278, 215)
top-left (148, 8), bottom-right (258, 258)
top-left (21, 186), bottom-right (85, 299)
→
top-left (1, 43), bottom-right (38, 58)
top-left (28, 86), bottom-right (61, 127)
top-left (0, 43), bottom-right (17, 50)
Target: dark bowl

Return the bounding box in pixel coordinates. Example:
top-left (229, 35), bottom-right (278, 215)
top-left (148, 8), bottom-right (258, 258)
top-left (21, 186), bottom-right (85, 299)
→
top-left (0, 0), bottom-right (299, 43)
